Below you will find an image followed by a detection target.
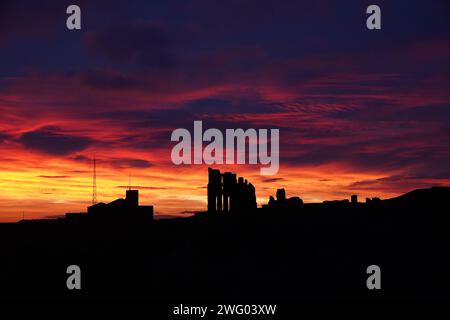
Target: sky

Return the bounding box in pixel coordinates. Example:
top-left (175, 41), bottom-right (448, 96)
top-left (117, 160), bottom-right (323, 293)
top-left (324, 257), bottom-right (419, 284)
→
top-left (0, 0), bottom-right (449, 221)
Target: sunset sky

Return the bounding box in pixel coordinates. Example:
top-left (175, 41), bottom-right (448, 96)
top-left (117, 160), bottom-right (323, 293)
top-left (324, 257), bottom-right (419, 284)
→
top-left (1, 0), bottom-right (449, 221)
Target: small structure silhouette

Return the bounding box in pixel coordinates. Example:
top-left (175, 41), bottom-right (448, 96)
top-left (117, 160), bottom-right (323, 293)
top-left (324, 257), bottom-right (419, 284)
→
top-left (62, 189), bottom-right (153, 224)
top-left (87, 189), bottom-right (153, 223)
top-left (207, 168), bottom-right (257, 213)
top-left (264, 188), bottom-right (303, 212)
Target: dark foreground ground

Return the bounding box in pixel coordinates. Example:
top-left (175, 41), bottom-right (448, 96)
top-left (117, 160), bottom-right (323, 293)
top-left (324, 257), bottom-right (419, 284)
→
top-left (1, 188), bottom-right (449, 315)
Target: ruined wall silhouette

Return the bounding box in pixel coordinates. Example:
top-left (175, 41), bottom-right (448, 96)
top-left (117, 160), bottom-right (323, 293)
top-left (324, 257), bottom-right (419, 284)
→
top-left (207, 168), bottom-right (256, 213)
top-left (264, 188), bottom-right (303, 212)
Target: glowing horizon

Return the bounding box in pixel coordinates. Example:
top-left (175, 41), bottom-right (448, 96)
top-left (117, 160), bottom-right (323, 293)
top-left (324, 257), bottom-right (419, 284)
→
top-left (1, 1), bottom-right (449, 222)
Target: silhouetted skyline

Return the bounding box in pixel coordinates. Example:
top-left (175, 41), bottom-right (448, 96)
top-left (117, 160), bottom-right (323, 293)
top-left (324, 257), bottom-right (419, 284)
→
top-left (13, 167), bottom-right (450, 225)
top-left (1, 1), bottom-right (450, 222)
top-left (2, 168), bottom-right (449, 303)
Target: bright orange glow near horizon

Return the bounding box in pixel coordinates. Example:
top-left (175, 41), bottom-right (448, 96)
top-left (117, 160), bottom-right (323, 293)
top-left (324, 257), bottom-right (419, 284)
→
top-left (1, 69), bottom-right (450, 222)
top-left (1, 70), bottom-right (449, 222)
top-left (1, 2), bottom-right (449, 222)
top-left (1, 151), bottom-right (448, 222)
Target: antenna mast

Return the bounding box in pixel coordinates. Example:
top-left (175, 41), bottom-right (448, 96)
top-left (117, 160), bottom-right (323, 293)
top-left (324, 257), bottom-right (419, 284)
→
top-left (92, 158), bottom-right (97, 205)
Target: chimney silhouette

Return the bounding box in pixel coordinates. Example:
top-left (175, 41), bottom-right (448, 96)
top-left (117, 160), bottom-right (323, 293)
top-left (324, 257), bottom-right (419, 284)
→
top-left (126, 190), bottom-right (139, 207)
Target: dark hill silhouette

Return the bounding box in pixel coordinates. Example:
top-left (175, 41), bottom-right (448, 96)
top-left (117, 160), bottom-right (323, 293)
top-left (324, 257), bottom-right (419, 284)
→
top-left (384, 186), bottom-right (450, 206)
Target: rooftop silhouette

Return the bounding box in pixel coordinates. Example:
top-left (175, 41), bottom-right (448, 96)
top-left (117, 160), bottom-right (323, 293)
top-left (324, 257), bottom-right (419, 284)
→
top-left (20, 189), bottom-right (153, 224)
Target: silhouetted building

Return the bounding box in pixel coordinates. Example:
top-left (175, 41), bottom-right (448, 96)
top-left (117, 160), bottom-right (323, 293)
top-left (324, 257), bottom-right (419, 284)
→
top-left (207, 168), bottom-right (257, 213)
top-left (277, 188), bottom-right (286, 202)
top-left (87, 189), bottom-right (153, 223)
top-left (126, 189), bottom-right (139, 206)
top-left (264, 188), bottom-right (303, 212)
top-left (351, 195), bottom-right (358, 204)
